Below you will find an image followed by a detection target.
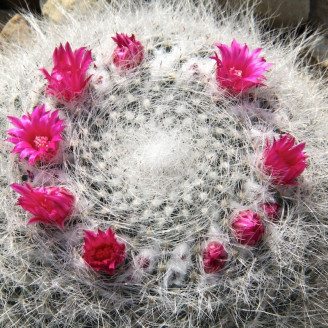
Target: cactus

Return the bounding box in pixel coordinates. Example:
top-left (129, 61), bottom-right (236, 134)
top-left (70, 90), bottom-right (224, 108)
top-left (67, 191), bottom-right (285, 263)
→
top-left (0, 1), bottom-right (327, 327)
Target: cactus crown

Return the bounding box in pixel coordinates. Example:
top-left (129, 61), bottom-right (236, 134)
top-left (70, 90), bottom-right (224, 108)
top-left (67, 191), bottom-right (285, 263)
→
top-left (0, 1), bottom-right (327, 327)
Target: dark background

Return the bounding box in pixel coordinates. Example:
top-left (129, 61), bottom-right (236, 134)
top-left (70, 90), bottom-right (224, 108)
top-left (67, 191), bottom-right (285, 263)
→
top-left (0, 0), bottom-right (40, 12)
top-left (0, 0), bottom-right (40, 31)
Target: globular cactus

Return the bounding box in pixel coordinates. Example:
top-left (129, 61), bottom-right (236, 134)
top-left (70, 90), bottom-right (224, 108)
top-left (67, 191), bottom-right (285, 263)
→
top-left (0, 1), bottom-right (328, 327)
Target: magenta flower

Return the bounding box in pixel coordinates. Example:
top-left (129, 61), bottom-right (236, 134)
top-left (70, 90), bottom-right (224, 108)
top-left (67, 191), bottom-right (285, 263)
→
top-left (112, 33), bottom-right (144, 70)
top-left (263, 134), bottom-right (308, 185)
top-left (232, 210), bottom-right (265, 246)
top-left (40, 42), bottom-right (94, 102)
top-left (260, 203), bottom-right (281, 222)
top-left (211, 39), bottom-right (273, 94)
top-left (83, 228), bottom-right (126, 275)
top-left (203, 241), bottom-right (228, 273)
top-left (6, 104), bottom-right (65, 165)
top-left (11, 183), bottom-right (75, 229)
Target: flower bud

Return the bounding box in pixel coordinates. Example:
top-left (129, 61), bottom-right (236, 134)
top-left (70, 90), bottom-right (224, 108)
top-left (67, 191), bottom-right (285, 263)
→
top-left (112, 33), bottom-right (144, 70)
top-left (203, 241), bottom-right (228, 273)
top-left (260, 203), bottom-right (281, 222)
top-left (232, 210), bottom-right (265, 246)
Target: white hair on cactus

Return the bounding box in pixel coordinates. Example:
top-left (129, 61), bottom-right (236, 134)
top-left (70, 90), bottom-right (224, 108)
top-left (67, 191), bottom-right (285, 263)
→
top-left (164, 243), bottom-right (191, 288)
top-left (0, 0), bottom-right (327, 327)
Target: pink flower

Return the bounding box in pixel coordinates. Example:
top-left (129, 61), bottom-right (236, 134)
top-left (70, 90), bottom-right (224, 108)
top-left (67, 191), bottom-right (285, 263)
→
top-left (83, 228), bottom-right (126, 275)
top-left (260, 203), bottom-right (281, 222)
top-left (6, 104), bottom-right (65, 165)
top-left (263, 134), bottom-right (308, 185)
top-left (11, 183), bottom-right (75, 229)
top-left (203, 241), bottom-right (228, 273)
top-left (211, 39), bottom-right (273, 94)
top-left (40, 42), bottom-right (94, 102)
top-left (112, 33), bottom-right (144, 70)
top-left (232, 210), bottom-right (265, 246)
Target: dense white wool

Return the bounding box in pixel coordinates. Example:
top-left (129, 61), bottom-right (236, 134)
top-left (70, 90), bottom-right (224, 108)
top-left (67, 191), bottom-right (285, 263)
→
top-left (0, 0), bottom-right (328, 327)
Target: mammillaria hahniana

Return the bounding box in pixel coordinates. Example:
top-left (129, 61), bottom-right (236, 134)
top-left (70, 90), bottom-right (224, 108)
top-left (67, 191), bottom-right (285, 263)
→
top-left (0, 1), bottom-right (327, 327)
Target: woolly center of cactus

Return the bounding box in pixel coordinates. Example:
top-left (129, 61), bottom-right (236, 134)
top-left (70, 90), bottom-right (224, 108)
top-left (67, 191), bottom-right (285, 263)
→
top-left (132, 130), bottom-right (189, 171)
top-left (116, 128), bottom-right (193, 199)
